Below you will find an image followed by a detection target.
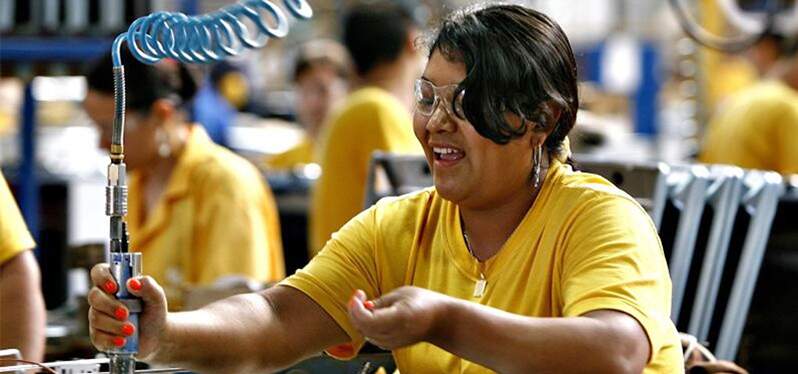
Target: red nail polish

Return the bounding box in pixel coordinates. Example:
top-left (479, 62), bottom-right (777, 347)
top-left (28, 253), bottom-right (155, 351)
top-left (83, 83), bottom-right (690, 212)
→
top-left (128, 278), bottom-right (142, 291)
top-left (103, 280), bottom-right (117, 294)
top-left (113, 337), bottom-right (125, 347)
top-left (114, 307), bottom-right (128, 321)
top-left (364, 300), bottom-right (375, 310)
top-left (121, 323), bottom-right (135, 336)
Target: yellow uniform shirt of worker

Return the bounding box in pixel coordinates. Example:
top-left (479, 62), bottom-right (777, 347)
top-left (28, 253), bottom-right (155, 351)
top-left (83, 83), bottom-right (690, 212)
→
top-left (0, 172), bottom-right (35, 265)
top-left (284, 160), bottom-right (682, 373)
top-left (266, 136), bottom-right (316, 170)
top-left (701, 80), bottom-right (798, 174)
top-left (309, 87), bottom-right (422, 255)
top-left (128, 126), bottom-right (285, 307)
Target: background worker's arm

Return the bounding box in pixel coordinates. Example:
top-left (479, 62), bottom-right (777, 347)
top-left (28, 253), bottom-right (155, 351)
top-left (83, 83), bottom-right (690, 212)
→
top-left (0, 250), bottom-right (46, 362)
top-left (88, 264), bottom-right (349, 373)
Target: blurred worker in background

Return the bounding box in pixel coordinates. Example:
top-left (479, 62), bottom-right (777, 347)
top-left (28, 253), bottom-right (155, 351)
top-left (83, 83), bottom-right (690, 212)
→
top-left (83, 50), bottom-right (285, 309)
top-left (86, 5), bottom-right (679, 372)
top-left (701, 31), bottom-right (798, 174)
top-left (0, 172), bottom-right (45, 362)
top-left (266, 39), bottom-right (352, 170)
top-left (309, 0), bottom-right (424, 255)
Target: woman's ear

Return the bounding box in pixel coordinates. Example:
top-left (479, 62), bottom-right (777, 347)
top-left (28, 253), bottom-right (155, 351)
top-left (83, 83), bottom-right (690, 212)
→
top-left (529, 101), bottom-right (562, 147)
top-left (538, 101), bottom-right (562, 133)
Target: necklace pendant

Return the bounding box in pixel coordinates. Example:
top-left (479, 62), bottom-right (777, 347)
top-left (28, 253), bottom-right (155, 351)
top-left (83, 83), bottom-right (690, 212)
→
top-left (473, 279), bottom-right (487, 297)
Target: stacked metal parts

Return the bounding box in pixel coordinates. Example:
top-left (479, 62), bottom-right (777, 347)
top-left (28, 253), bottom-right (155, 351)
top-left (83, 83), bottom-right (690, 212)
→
top-left (105, 1), bottom-right (313, 373)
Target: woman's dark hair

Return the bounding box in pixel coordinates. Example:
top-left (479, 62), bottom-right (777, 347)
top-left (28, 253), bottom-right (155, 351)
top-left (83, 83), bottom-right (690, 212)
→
top-left (426, 4), bottom-right (578, 157)
top-left (85, 47), bottom-right (198, 112)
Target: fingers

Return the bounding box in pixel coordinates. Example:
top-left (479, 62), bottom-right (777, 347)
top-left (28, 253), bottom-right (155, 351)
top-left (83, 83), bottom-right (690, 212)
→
top-left (87, 287), bottom-right (128, 318)
top-left (371, 292), bottom-right (402, 309)
top-left (90, 326), bottom-right (127, 351)
top-left (348, 291), bottom-right (373, 322)
top-left (90, 263), bottom-right (117, 294)
top-left (88, 306), bottom-right (136, 337)
top-left (348, 290), bottom-right (401, 336)
top-left (126, 275), bottom-right (167, 310)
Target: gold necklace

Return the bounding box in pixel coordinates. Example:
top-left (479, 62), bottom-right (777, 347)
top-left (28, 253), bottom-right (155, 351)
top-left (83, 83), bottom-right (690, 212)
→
top-left (462, 229), bottom-right (487, 298)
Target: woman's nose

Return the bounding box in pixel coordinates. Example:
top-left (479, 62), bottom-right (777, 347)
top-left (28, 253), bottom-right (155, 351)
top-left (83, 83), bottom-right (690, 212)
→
top-left (425, 102), bottom-right (457, 133)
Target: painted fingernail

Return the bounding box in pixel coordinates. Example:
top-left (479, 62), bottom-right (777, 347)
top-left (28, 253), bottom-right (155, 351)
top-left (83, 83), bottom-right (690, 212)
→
top-left (113, 337), bottom-right (125, 347)
top-left (103, 280), bottom-right (118, 294)
top-left (114, 307), bottom-right (128, 321)
top-left (364, 300), bottom-right (375, 310)
top-left (128, 278), bottom-right (142, 292)
top-left (121, 323), bottom-right (135, 336)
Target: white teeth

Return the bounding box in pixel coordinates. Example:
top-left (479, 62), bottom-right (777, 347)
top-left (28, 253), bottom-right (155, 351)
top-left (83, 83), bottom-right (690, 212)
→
top-left (433, 147), bottom-right (460, 154)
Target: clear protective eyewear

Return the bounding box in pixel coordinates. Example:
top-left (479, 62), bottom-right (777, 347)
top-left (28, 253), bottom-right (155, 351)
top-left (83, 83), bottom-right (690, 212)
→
top-left (414, 79), bottom-right (466, 118)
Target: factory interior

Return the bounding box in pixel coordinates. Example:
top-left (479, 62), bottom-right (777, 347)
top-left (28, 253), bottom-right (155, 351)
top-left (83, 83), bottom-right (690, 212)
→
top-left (1, 0), bottom-right (797, 373)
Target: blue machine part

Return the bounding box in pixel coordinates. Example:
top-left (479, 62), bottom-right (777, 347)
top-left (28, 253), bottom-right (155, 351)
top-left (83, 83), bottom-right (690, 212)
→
top-left (109, 252), bottom-right (143, 354)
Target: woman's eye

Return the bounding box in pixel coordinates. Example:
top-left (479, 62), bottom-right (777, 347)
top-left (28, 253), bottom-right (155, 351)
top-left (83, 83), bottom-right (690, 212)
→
top-left (419, 97), bottom-right (435, 106)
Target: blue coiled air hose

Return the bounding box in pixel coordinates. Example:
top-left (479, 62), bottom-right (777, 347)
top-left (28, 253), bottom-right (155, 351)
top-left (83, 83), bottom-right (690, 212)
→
top-left (103, 1), bottom-right (313, 372)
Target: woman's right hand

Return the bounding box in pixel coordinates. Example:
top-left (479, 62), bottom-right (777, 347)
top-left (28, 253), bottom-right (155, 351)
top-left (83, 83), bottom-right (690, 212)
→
top-left (88, 263), bottom-right (168, 360)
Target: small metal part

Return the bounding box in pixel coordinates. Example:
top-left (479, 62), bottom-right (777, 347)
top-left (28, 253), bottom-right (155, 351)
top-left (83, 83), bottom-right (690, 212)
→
top-left (109, 353), bottom-right (136, 374)
top-left (106, 163), bottom-right (128, 216)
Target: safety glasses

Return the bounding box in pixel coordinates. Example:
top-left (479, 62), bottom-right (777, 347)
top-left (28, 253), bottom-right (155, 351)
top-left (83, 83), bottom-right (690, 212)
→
top-left (413, 79), bottom-right (465, 118)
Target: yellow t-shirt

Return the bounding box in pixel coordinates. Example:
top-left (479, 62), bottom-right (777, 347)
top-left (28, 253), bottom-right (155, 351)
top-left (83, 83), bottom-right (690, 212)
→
top-left (309, 87), bottom-right (422, 255)
top-left (283, 160), bottom-right (682, 373)
top-left (701, 80), bottom-right (798, 174)
top-left (128, 126), bottom-right (284, 306)
top-left (0, 172), bottom-right (35, 265)
top-left (265, 135), bottom-right (315, 170)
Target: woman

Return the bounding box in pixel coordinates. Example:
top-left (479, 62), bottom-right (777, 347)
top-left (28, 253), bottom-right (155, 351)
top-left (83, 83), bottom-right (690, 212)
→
top-left (266, 39), bottom-right (352, 170)
top-left (87, 5), bottom-right (681, 372)
top-left (84, 50), bottom-right (285, 309)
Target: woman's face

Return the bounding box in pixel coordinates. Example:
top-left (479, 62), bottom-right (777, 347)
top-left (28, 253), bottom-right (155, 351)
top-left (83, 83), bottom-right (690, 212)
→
top-left (84, 90), bottom-right (159, 171)
top-left (413, 51), bottom-right (544, 209)
top-left (295, 64), bottom-right (348, 139)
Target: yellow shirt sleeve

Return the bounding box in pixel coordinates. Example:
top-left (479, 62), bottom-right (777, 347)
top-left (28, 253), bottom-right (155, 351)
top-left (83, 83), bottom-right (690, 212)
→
top-left (282, 205), bottom-right (381, 357)
top-left (265, 136), bottom-right (315, 171)
top-left (774, 101), bottom-right (798, 175)
top-left (193, 175), bottom-right (285, 285)
top-left (560, 194), bottom-right (675, 362)
top-left (0, 172), bottom-right (35, 265)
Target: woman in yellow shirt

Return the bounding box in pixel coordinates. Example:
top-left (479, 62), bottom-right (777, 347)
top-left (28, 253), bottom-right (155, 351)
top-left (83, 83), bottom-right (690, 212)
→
top-left (83, 49), bottom-right (284, 308)
top-left (86, 4), bottom-right (680, 372)
top-left (266, 39), bottom-right (352, 170)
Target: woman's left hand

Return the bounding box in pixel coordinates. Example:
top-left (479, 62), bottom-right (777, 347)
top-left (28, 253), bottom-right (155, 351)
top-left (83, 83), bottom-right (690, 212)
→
top-left (347, 286), bottom-right (451, 350)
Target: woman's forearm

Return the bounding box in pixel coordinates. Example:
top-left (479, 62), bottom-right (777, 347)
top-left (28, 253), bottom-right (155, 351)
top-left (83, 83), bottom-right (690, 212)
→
top-left (150, 286), bottom-right (347, 373)
top-left (429, 299), bottom-right (648, 374)
top-left (152, 293), bottom-right (295, 373)
top-left (0, 251), bottom-right (45, 362)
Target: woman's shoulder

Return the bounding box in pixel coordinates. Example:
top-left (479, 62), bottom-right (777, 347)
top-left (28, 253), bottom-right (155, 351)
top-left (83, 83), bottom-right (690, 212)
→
top-left (333, 88), bottom-right (409, 126)
top-left (188, 143), bottom-right (267, 198)
top-left (370, 187), bottom-right (439, 219)
top-left (548, 165), bottom-right (650, 221)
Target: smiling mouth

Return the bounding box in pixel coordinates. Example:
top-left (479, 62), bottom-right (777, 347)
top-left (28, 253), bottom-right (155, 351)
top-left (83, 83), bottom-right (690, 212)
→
top-left (432, 146), bottom-right (465, 162)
